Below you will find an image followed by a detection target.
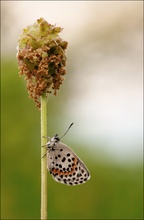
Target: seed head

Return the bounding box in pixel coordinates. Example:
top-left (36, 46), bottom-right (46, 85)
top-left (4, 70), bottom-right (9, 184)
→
top-left (17, 18), bottom-right (68, 108)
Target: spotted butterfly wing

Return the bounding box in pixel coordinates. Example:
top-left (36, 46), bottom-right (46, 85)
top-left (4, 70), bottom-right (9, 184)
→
top-left (47, 135), bottom-right (90, 186)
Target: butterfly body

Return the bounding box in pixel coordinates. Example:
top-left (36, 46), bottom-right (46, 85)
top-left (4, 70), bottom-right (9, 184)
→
top-left (46, 134), bottom-right (90, 186)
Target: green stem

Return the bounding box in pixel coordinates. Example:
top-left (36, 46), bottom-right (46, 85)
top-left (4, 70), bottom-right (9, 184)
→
top-left (41, 92), bottom-right (48, 219)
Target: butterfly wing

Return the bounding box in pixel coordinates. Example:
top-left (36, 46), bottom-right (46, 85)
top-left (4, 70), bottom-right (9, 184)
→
top-left (47, 141), bottom-right (90, 185)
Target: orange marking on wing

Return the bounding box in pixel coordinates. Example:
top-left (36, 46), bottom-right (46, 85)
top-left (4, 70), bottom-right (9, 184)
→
top-left (51, 158), bottom-right (78, 176)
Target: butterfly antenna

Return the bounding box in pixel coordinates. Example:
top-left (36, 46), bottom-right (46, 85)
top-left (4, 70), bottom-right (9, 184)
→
top-left (60, 122), bottom-right (74, 140)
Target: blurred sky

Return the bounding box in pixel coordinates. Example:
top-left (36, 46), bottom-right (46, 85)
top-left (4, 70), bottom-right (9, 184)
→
top-left (1, 1), bottom-right (143, 163)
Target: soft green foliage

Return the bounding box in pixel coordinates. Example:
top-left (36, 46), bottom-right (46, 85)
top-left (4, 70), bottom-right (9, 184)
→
top-left (1, 60), bottom-right (143, 219)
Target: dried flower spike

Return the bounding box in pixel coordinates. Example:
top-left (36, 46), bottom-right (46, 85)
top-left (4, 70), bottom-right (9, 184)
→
top-left (17, 18), bottom-right (68, 108)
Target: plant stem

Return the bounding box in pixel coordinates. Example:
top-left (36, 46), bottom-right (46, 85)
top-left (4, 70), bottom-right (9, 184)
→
top-left (41, 92), bottom-right (48, 219)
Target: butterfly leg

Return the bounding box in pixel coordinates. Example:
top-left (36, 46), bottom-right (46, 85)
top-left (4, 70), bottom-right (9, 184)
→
top-left (42, 136), bottom-right (50, 142)
top-left (42, 151), bottom-right (47, 158)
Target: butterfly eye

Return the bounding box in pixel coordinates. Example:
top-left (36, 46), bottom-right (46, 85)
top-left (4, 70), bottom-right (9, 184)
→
top-left (51, 134), bottom-right (60, 142)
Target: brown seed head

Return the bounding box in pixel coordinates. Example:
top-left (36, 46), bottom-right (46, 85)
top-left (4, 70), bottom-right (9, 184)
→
top-left (16, 18), bottom-right (68, 108)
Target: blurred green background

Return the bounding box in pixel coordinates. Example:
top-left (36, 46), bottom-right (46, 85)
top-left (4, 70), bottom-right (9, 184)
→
top-left (1, 1), bottom-right (143, 219)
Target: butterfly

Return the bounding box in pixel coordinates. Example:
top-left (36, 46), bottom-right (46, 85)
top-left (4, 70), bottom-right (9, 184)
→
top-left (44, 123), bottom-right (91, 185)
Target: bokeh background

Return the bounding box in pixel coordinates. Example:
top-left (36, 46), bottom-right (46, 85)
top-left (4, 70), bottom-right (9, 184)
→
top-left (1, 1), bottom-right (143, 219)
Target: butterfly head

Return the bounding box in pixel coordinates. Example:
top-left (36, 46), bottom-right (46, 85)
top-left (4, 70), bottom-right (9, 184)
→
top-left (47, 123), bottom-right (74, 149)
top-left (47, 134), bottom-right (60, 148)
